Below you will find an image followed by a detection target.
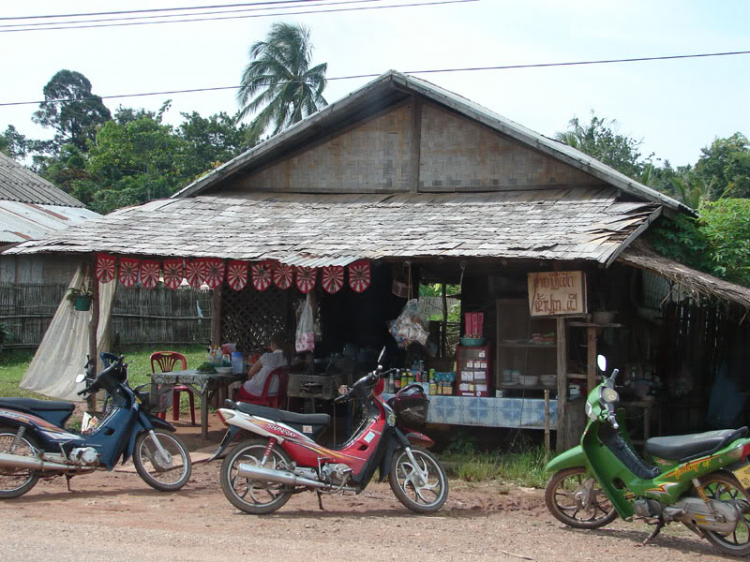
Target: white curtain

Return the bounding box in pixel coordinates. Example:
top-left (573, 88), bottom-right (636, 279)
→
top-left (20, 264), bottom-right (117, 401)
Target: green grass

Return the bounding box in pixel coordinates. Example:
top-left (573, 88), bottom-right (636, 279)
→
top-left (0, 350), bottom-right (37, 399)
top-left (441, 446), bottom-right (550, 488)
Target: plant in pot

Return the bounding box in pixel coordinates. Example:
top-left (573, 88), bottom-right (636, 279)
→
top-left (66, 285), bottom-right (94, 311)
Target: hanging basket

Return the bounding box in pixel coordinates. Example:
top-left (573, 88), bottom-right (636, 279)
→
top-left (74, 295), bottom-right (92, 311)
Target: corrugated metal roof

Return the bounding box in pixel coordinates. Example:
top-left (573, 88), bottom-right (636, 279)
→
top-left (5, 189), bottom-right (657, 265)
top-left (173, 71), bottom-right (691, 216)
top-left (0, 201), bottom-right (100, 244)
top-left (0, 153), bottom-right (86, 207)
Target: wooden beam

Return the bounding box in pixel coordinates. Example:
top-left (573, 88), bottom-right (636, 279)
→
top-left (87, 257), bottom-right (99, 411)
top-left (556, 316), bottom-right (568, 452)
top-left (587, 327), bottom-right (597, 391)
top-left (410, 96), bottom-right (423, 193)
top-left (211, 285), bottom-right (222, 347)
top-left (604, 206), bottom-right (662, 268)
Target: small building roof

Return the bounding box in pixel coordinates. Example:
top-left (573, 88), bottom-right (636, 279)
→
top-left (0, 152), bottom-right (85, 207)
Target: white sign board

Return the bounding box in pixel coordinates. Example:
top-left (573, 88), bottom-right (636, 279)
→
top-left (528, 271), bottom-right (587, 317)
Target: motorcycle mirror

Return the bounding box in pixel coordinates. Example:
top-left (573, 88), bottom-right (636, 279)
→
top-left (597, 354), bottom-right (607, 373)
top-left (75, 373), bottom-right (86, 384)
top-left (377, 346), bottom-right (386, 365)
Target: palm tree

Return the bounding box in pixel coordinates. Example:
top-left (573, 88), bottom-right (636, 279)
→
top-left (237, 23), bottom-right (328, 139)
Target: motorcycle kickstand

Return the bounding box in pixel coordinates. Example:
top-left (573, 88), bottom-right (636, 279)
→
top-left (65, 474), bottom-right (75, 492)
top-left (316, 491), bottom-right (325, 511)
top-left (639, 517), bottom-right (665, 546)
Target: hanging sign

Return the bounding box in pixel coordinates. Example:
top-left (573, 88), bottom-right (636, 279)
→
top-left (348, 260), bottom-right (371, 293)
top-left (119, 257), bottom-right (141, 287)
top-left (227, 260), bottom-right (248, 291)
top-left (140, 260), bottom-right (161, 289)
top-left (163, 259), bottom-right (184, 290)
top-left (251, 261), bottom-right (273, 291)
top-left (95, 253), bottom-right (116, 284)
top-left (296, 266), bottom-right (317, 294)
top-left (528, 271), bottom-right (587, 317)
top-left (204, 258), bottom-right (225, 289)
top-left (273, 263), bottom-right (294, 290)
top-left (185, 259), bottom-right (207, 288)
top-left (321, 266), bottom-right (344, 294)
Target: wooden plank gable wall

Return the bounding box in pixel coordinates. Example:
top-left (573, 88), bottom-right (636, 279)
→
top-left (236, 99), bottom-right (607, 194)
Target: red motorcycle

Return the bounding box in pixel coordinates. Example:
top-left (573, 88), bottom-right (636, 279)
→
top-left (211, 349), bottom-right (449, 515)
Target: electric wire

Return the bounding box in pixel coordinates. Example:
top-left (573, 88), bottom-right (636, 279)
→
top-left (2, 50), bottom-right (748, 108)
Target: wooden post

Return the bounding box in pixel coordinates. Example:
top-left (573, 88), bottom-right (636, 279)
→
top-left (211, 285), bottom-right (222, 348)
top-left (556, 317), bottom-right (568, 452)
top-left (544, 389), bottom-right (551, 462)
top-left (87, 259), bottom-right (99, 411)
top-left (587, 327), bottom-right (597, 392)
top-left (441, 283), bottom-right (448, 357)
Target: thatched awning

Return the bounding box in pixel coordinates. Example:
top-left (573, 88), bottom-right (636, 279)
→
top-left (4, 188), bottom-right (658, 266)
top-left (619, 241), bottom-right (750, 310)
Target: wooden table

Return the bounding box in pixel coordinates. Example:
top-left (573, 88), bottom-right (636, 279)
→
top-left (150, 370), bottom-right (244, 439)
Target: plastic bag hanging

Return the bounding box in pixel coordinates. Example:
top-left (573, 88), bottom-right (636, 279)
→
top-left (389, 299), bottom-right (429, 348)
top-left (295, 293), bottom-right (315, 353)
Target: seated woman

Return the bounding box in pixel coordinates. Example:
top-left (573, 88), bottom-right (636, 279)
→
top-left (236, 332), bottom-right (288, 404)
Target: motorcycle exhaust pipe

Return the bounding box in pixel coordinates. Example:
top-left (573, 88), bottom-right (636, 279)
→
top-left (237, 463), bottom-right (326, 489)
top-left (0, 452), bottom-right (76, 472)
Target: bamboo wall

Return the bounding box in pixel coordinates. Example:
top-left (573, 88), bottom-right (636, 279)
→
top-left (0, 283), bottom-right (212, 349)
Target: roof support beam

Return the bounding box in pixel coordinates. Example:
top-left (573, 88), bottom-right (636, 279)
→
top-left (604, 206), bottom-right (663, 268)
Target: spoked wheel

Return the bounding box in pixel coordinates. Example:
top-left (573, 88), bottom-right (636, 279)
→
top-left (545, 467), bottom-right (617, 529)
top-left (133, 430), bottom-right (192, 492)
top-left (700, 473), bottom-right (750, 556)
top-left (389, 447), bottom-right (449, 513)
top-left (0, 429), bottom-right (40, 499)
top-left (220, 439), bottom-right (293, 515)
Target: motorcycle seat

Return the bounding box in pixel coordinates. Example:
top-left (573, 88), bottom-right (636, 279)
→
top-left (0, 397), bottom-right (75, 414)
top-left (646, 427), bottom-right (748, 462)
top-left (234, 401), bottom-right (331, 427)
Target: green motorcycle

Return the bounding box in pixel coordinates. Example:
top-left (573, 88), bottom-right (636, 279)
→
top-left (545, 355), bottom-right (750, 555)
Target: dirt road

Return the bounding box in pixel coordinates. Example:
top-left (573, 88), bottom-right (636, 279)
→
top-left (0, 460), bottom-right (734, 562)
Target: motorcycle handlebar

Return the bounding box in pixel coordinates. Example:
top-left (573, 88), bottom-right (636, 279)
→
top-left (607, 412), bottom-right (619, 430)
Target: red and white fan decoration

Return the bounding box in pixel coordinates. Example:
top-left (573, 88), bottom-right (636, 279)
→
top-left (95, 253), bottom-right (116, 284)
top-left (204, 258), bottom-right (225, 289)
top-left (273, 263), bottom-right (294, 290)
top-left (119, 257), bottom-right (141, 287)
top-left (140, 260), bottom-right (161, 289)
top-left (227, 260), bottom-right (248, 291)
top-left (321, 266), bottom-right (344, 294)
top-left (185, 259), bottom-right (207, 288)
top-left (251, 262), bottom-right (272, 291)
top-left (348, 260), bottom-right (372, 293)
top-left (163, 259), bottom-right (184, 290)
top-left (296, 266), bottom-right (317, 294)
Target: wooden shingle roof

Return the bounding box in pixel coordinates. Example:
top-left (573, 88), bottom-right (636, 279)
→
top-left (0, 152), bottom-right (85, 207)
top-left (5, 188), bottom-right (658, 265)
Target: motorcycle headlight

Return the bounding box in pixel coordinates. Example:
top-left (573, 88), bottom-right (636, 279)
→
top-left (585, 401), bottom-right (596, 421)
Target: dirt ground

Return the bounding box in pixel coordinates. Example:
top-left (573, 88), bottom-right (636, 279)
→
top-left (0, 418), bottom-right (737, 562)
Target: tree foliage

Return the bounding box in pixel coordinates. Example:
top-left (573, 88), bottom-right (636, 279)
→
top-left (238, 22), bottom-right (328, 139)
top-left (32, 70), bottom-right (111, 153)
top-left (692, 133), bottom-right (750, 199)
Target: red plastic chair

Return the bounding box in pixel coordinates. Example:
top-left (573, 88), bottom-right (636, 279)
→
top-left (236, 366), bottom-right (289, 409)
top-left (150, 351), bottom-right (195, 426)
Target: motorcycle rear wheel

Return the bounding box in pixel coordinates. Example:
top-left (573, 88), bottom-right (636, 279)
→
top-left (545, 467), bottom-right (617, 529)
top-left (0, 428), bottom-right (40, 499)
top-left (133, 430), bottom-right (192, 492)
top-left (700, 473), bottom-right (750, 556)
top-left (220, 439), bottom-right (293, 515)
top-left (389, 447), bottom-right (449, 513)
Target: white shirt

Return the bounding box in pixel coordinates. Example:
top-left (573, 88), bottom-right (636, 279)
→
top-left (243, 349), bottom-right (286, 397)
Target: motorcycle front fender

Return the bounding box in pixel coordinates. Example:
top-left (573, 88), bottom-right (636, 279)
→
top-left (122, 411), bottom-right (171, 465)
top-left (545, 445), bottom-right (587, 473)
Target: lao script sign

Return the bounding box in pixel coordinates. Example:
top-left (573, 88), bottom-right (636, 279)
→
top-left (528, 271), bottom-right (587, 317)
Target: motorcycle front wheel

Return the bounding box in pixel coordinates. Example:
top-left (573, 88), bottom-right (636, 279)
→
top-left (133, 429), bottom-right (192, 492)
top-left (389, 446), bottom-right (449, 513)
top-left (700, 473), bottom-right (750, 556)
top-left (0, 428), bottom-right (40, 499)
top-left (220, 439), bottom-right (293, 515)
top-left (545, 467), bottom-right (617, 529)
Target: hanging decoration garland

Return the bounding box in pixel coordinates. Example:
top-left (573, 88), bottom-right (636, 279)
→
top-left (185, 259), bottom-right (207, 288)
top-left (119, 257), bottom-right (141, 287)
top-left (163, 259), bottom-right (184, 290)
top-left (95, 253), bottom-right (116, 284)
top-left (296, 266), bottom-right (317, 294)
top-left (272, 263), bottom-right (294, 290)
top-left (251, 261), bottom-right (272, 292)
top-left (227, 260), bottom-right (248, 291)
top-left (321, 266), bottom-right (344, 294)
top-left (348, 260), bottom-right (372, 293)
top-left (204, 258), bottom-right (225, 289)
top-left (140, 260), bottom-right (161, 289)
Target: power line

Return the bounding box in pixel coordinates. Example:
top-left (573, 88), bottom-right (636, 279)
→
top-left (0, 0), bottom-right (386, 29)
top-left (0, 0), bottom-right (475, 33)
top-left (2, 49), bottom-right (749, 108)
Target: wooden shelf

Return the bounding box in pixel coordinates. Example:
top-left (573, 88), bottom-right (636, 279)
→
top-left (498, 341), bottom-right (556, 349)
top-left (498, 384), bottom-right (558, 391)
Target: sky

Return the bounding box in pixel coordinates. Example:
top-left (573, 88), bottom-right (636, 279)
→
top-left (1, 0), bottom-right (749, 168)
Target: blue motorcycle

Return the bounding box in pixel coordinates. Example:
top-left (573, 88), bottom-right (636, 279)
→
top-left (0, 355), bottom-right (192, 498)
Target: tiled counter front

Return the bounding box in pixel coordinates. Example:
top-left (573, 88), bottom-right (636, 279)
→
top-left (384, 394), bottom-right (558, 429)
